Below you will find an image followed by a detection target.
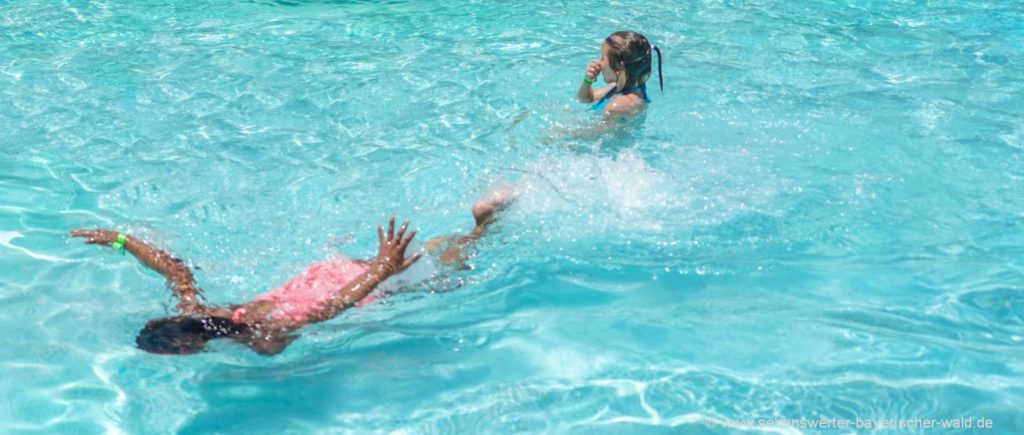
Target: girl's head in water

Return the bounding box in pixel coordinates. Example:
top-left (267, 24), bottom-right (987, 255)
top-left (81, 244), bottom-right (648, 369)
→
top-left (600, 31), bottom-right (663, 92)
top-left (136, 316), bottom-right (243, 354)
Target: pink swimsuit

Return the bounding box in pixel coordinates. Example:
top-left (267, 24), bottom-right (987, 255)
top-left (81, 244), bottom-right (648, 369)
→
top-left (232, 256), bottom-right (375, 323)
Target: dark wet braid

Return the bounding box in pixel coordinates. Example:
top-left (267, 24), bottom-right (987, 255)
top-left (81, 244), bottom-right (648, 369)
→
top-left (136, 315), bottom-right (247, 355)
top-left (604, 31), bottom-right (663, 93)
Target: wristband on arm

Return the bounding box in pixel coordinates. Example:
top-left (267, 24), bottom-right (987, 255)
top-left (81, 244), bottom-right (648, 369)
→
top-left (112, 232), bottom-right (128, 255)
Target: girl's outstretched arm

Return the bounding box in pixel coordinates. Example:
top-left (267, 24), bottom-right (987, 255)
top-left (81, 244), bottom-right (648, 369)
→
top-left (70, 229), bottom-right (206, 315)
top-left (302, 217), bottom-right (421, 325)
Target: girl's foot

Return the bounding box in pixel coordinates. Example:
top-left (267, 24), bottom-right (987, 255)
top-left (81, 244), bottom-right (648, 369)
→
top-left (471, 187), bottom-right (516, 226)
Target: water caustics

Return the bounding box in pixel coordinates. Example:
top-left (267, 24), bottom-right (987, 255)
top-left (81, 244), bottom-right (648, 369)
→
top-left (1, 0), bottom-right (1023, 433)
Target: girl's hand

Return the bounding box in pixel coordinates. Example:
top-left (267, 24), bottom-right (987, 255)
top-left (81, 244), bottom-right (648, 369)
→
top-left (372, 217), bottom-right (421, 275)
top-left (70, 229), bottom-right (120, 246)
top-left (585, 59), bottom-right (602, 82)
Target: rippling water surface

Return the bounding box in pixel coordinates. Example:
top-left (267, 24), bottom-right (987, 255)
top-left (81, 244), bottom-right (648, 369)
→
top-left (2, 0), bottom-right (1024, 432)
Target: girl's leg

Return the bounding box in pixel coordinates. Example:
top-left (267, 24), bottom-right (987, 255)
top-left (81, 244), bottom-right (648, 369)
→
top-left (423, 187), bottom-right (515, 268)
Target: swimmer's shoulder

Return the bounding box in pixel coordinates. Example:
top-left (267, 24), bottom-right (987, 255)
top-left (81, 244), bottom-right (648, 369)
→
top-left (602, 93), bottom-right (646, 117)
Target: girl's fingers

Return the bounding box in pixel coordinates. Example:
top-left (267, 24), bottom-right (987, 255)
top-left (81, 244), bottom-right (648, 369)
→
top-left (402, 229), bottom-right (417, 247)
top-left (403, 253), bottom-right (422, 268)
top-left (396, 220), bottom-right (410, 240)
top-left (70, 229), bottom-right (93, 238)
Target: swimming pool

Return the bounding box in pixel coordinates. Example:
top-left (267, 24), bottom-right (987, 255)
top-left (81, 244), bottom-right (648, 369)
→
top-left (2, 0), bottom-right (1023, 432)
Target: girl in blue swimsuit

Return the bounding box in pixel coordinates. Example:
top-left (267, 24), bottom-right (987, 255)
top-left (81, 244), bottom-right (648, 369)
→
top-left (577, 31), bottom-right (663, 116)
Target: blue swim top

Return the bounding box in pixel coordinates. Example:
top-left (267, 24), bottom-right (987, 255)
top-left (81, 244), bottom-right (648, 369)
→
top-left (591, 85), bottom-right (651, 111)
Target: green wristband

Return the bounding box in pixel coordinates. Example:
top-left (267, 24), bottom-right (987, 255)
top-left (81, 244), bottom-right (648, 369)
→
top-left (582, 77), bottom-right (595, 86)
top-left (111, 232), bottom-right (128, 254)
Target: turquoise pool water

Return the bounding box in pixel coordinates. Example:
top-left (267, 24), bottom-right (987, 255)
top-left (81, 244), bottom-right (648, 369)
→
top-left (3, 0), bottom-right (1024, 432)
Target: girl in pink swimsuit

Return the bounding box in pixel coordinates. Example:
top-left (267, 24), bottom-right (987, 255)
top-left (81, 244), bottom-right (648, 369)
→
top-left (70, 190), bottom-right (513, 355)
top-left (230, 256), bottom-right (374, 325)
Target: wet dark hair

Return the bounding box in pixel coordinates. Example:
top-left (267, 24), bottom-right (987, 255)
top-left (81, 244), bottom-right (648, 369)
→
top-left (604, 31), bottom-right (663, 93)
top-left (136, 316), bottom-right (245, 355)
